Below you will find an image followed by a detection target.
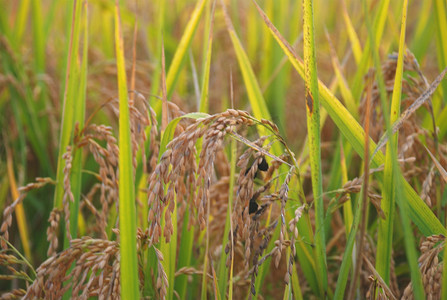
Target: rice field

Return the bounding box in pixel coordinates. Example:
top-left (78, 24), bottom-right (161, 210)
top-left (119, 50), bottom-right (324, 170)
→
top-left (1, 0), bottom-right (447, 299)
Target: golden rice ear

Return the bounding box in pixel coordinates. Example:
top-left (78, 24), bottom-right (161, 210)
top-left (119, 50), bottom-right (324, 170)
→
top-left (401, 235), bottom-right (445, 299)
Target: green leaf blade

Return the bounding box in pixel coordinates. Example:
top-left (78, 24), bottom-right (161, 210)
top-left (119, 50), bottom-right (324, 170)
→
top-left (115, 1), bottom-right (140, 298)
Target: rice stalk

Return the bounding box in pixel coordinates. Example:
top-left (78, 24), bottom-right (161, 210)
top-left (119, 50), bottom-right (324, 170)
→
top-left (114, 0), bottom-right (139, 298)
top-left (375, 0), bottom-right (408, 286)
top-left (53, 0), bottom-right (83, 246)
top-left (4, 144), bottom-right (31, 262)
top-left (350, 0), bottom-right (391, 101)
top-left (340, 0), bottom-right (362, 65)
top-left (166, 0), bottom-right (208, 98)
top-left (433, 0), bottom-right (447, 100)
top-left (302, 0), bottom-right (327, 296)
top-left (2, 1), bottom-right (447, 299)
top-left (252, 0), bottom-right (446, 236)
top-left (199, 0), bottom-right (215, 114)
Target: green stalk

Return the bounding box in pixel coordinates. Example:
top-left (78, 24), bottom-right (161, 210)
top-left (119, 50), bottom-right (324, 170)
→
top-left (13, 0), bottom-right (30, 49)
top-left (260, 1), bottom-right (291, 134)
top-left (443, 229), bottom-right (447, 299)
top-left (0, 21), bottom-right (53, 176)
top-left (253, 0), bottom-right (446, 236)
top-left (340, 141), bottom-right (353, 236)
top-left (290, 263), bottom-right (303, 300)
top-left (437, 105), bottom-right (447, 139)
top-left (260, 0), bottom-right (274, 87)
top-left (43, 0), bottom-right (58, 41)
top-left (54, 0), bottom-right (82, 210)
top-left (158, 113), bottom-right (208, 299)
top-left (31, 0), bottom-right (45, 72)
top-left (148, 0), bottom-right (165, 120)
top-left (199, 0), bottom-right (215, 113)
top-left (333, 192), bottom-right (363, 298)
top-left (375, 0), bottom-right (407, 284)
top-left (341, 0), bottom-right (362, 65)
top-left (198, 4), bottom-right (215, 298)
top-left (302, 0), bottom-right (327, 295)
top-left (246, 1), bottom-right (259, 61)
top-left (115, 1), bottom-right (140, 298)
top-left (174, 2), bottom-right (214, 286)
top-left (217, 138), bottom-right (236, 299)
top-left (175, 210), bottom-right (195, 298)
top-left (0, 56), bottom-right (28, 178)
top-left (366, 0), bottom-right (424, 297)
top-left (326, 31), bottom-right (358, 118)
top-left (410, 0), bottom-right (434, 60)
top-left (67, 0), bottom-right (88, 246)
top-left (350, 0), bottom-right (391, 101)
top-left (159, 199), bottom-right (177, 300)
top-left (269, 0), bottom-right (288, 134)
top-left (394, 172), bottom-right (425, 299)
top-left (387, 1), bottom-right (424, 296)
top-left (434, 0), bottom-right (447, 101)
top-left (5, 146), bottom-right (31, 262)
top-left (376, 0), bottom-right (408, 284)
top-left (60, 5), bottom-right (88, 297)
top-left (221, 1), bottom-right (279, 153)
top-left (200, 211), bottom-right (210, 300)
top-left (222, 2), bottom-right (322, 295)
top-left (31, 0), bottom-right (52, 144)
top-left (166, 0), bottom-right (208, 98)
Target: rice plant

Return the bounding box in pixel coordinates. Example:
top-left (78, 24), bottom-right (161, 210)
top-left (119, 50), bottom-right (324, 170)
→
top-left (1, 0), bottom-right (447, 299)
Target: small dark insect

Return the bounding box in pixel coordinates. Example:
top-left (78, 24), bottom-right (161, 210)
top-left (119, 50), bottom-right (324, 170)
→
top-left (245, 156), bottom-right (269, 178)
top-left (248, 190), bottom-right (262, 215)
top-left (249, 198), bottom-right (269, 218)
top-left (253, 203), bottom-right (269, 218)
top-left (249, 199), bottom-right (259, 214)
top-left (244, 157), bottom-right (270, 215)
top-left (249, 195), bottom-right (271, 217)
top-left (258, 157), bottom-right (269, 171)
